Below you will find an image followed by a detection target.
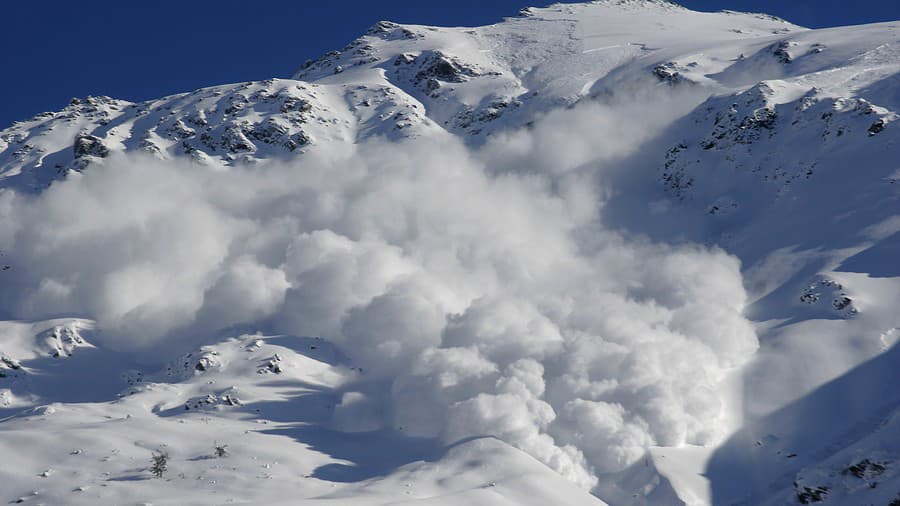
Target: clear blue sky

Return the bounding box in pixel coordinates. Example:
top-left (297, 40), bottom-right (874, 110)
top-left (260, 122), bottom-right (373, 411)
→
top-left (2, 1), bottom-right (897, 128)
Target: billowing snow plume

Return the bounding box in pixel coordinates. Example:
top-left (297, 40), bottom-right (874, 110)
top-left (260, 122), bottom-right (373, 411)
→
top-left (0, 95), bottom-right (756, 488)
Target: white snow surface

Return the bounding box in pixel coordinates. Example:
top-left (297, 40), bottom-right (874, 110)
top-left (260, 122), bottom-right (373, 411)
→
top-left (0, 1), bottom-right (898, 505)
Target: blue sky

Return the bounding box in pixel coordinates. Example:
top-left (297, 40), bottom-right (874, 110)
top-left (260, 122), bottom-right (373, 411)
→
top-left (2, 1), bottom-right (897, 127)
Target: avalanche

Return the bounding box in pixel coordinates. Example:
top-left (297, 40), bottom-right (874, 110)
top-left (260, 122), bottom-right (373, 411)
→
top-left (0, 1), bottom-right (898, 505)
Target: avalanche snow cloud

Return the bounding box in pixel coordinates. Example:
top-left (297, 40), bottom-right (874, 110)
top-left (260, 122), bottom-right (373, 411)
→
top-left (0, 95), bottom-right (757, 488)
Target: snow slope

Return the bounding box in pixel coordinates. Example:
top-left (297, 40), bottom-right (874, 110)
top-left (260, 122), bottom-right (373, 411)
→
top-left (1, 1), bottom-right (898, 505)
top-left (0, 326), bottom-right (606, 505)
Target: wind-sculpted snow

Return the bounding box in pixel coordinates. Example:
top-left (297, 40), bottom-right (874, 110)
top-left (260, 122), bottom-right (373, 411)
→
top-left (0, 95), bottom-right (758, 488)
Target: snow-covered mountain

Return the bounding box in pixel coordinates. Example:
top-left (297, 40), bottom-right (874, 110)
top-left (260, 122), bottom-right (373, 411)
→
top-left (1, 1), bottom-right (898, 505)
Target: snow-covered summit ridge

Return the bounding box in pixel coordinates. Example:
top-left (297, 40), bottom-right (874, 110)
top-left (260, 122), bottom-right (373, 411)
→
top-left (4, 2), bottom-right (892, 197)
top-left (0, 0), bottom-right (816, 192)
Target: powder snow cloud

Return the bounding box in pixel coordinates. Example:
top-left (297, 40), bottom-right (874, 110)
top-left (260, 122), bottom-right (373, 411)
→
top-left (0, 90), bottom-right (757, 489)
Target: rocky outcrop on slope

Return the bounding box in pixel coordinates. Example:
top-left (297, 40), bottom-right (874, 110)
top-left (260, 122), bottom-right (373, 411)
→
top-left (660, 81), bottom-right (896, 202)
top-left (0, 80), bottom-right (343, 190)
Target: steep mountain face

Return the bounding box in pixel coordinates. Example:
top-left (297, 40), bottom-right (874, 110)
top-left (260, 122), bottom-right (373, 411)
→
top-left (1, 2), bottom-right (898, 505)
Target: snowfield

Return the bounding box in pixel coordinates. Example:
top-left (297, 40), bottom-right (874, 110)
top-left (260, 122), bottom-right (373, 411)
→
top-left (0, 1), bottom-right (898, 505)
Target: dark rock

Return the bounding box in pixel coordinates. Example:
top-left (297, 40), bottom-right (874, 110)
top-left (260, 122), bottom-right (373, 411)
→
top-left (248, 118), bottom-right (289, 144)
top-left (868, 119), bottom-right (885, 136)
top-left (844, 459), bottom-right (887, 479)
top-left (772, 40), bottom-right (795, 64)
top-left (1, 355), bottom-right (21, 370)
top-left (652, 62), bottom-right (686, 85)
top-left (799, 292), bottom-right (819, 304)
top-left (832, 296), bottom-right (852, 311)
top-left (807, 43), bottom-right (826, 55)
top-left (280, 96), bottom-right (312, 114)
top-left (286, 131), bottom-right (311, 151)
top-left (167, 120), bottom-right (196, 140)
top-left (220, 125), bottom-right (256, 154)
top-left (413, 51), bottom-right (479, 87)
top-left (367, 20), bottom-right (400, 34)
top-left (73, 134), bottom-right (109, 158)
top-left (259, 354), bottom-right (283, 374)
top-left (393, 53), bottom-right (416, 66)
top-left (795, 484), bottom-right (828, 504)
top-left (743, 107), bottom-right (777, 130)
